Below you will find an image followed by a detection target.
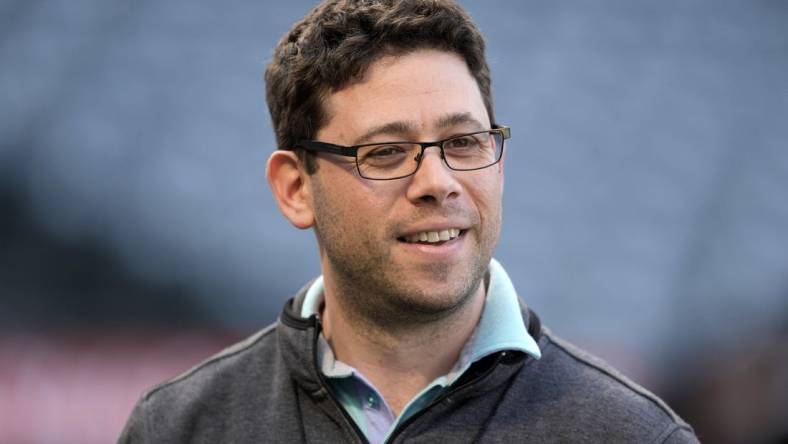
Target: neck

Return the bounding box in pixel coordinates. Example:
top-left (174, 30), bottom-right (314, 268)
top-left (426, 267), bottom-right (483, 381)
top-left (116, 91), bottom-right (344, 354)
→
top-left (320, 276), bottom-right (486, 417)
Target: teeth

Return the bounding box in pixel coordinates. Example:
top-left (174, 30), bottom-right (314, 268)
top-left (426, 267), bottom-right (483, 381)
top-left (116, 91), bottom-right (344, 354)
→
top-left (404, 228), bottom-right (463, 243)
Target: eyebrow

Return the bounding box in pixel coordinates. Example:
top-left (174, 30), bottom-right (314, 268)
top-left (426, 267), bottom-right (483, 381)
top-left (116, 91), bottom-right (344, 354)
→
top-left (435, 112), bottom-right (484, 131)
top-left (352, 112), bottom-right (486, 145)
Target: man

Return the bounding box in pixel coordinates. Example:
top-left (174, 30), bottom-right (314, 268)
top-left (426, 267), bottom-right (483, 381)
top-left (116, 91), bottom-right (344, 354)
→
top-left (121, 1), bottom-right (698, 442)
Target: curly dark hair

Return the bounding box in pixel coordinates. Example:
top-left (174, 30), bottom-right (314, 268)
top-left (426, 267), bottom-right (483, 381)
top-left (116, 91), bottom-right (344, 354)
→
top-left (264, 0), bottom-right (494, 172)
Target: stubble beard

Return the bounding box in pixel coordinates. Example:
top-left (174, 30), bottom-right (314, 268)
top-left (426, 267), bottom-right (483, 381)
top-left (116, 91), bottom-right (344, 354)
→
top-left (313, 206), bottom-right (500, 333)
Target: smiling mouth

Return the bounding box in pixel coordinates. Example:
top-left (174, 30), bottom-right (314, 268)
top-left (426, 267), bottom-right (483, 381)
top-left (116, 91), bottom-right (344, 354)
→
top-left (398, 228), bottom-right (465, 245)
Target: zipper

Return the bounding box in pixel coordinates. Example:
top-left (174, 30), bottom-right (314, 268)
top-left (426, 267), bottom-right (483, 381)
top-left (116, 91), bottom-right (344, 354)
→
top-left (383, 352), bottom-right (506, 443)
top-left (310, 317), bottom-right (370, 444)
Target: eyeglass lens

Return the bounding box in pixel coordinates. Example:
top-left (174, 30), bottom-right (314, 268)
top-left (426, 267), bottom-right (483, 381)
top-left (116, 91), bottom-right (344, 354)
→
top-left (356, 131), bottom-right (503, 179)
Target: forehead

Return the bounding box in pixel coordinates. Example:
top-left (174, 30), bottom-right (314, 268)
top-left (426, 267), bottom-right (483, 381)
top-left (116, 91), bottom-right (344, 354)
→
top-left (318, 49), bottom-right (490, 143)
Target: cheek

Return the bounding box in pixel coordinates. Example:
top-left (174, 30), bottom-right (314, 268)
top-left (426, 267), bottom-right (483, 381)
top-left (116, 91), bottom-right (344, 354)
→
top-left (472, 176), bottom-right (504, 235)
top-left (313, 179), bottom-right (393, 241)
top-left (470, 172), bottom-right (503, 208)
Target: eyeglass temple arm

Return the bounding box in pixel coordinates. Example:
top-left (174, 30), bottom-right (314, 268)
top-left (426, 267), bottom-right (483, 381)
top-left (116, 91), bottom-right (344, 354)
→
top-left (294, 140), bottom-right (356, 157)
top-left (492, 125), bottom-right (511, 140)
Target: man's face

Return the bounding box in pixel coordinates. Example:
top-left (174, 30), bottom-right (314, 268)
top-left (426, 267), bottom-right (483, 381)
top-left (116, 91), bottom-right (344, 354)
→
top-left (308, 49), bottom-right (504, 324)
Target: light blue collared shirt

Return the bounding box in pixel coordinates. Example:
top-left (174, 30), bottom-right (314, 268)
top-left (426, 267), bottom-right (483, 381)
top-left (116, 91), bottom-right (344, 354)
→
top-left (300, 258), bottom-right (541, 444)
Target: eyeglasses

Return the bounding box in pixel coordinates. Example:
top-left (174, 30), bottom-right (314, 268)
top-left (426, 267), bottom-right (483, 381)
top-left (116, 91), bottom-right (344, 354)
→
top-left (294, 126), bottom-right (510, 180)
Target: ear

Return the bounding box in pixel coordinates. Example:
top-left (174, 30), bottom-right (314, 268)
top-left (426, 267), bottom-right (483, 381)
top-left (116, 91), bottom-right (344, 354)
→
top-left (266, 150), bottom-right (315, 229)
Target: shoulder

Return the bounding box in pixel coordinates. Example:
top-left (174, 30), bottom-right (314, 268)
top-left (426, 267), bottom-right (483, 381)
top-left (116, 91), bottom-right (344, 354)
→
top-left (143, 323), bottom-right (279, 402)
top-left (515, 328), bottom-right (697, 443)
top-left (539, 329), bottom-right (685, 422)
top-left (119, 323), bottom-right (289, 442)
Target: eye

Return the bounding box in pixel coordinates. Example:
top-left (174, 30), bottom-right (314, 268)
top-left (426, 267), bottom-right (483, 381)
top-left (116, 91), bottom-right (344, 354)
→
top-left (446, 135), bottom-right (480, 150)
top-left (358, 143), bottom-right (411, 167)
top-left (366, 145), bottom-right (406, 158)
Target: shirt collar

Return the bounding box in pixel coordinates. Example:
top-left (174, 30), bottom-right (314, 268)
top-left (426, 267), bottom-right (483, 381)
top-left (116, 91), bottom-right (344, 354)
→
top-left (301, 257), bottom-right (541, 375)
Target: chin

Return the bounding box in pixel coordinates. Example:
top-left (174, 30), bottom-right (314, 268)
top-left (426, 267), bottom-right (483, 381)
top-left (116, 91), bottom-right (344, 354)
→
top-left (391, 276), bottom-right (482, 317)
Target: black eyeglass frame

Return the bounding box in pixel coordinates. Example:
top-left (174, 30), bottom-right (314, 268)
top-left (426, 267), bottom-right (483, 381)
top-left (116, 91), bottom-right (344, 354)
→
top-left (293, 125), bottom-right (511, 180)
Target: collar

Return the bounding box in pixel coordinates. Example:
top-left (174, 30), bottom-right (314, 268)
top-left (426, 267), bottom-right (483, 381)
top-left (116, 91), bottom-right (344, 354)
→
top-left (300, 257), bottom-right (541, 380)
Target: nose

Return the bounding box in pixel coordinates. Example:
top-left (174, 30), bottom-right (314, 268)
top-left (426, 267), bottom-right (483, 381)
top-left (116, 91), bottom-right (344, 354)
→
top-left (405, 145), bottom-right (462, 205)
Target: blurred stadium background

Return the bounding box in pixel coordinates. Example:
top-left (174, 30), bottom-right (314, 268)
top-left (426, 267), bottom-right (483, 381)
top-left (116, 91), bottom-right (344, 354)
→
top-left (1, 1), bottom-right (786, 443)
